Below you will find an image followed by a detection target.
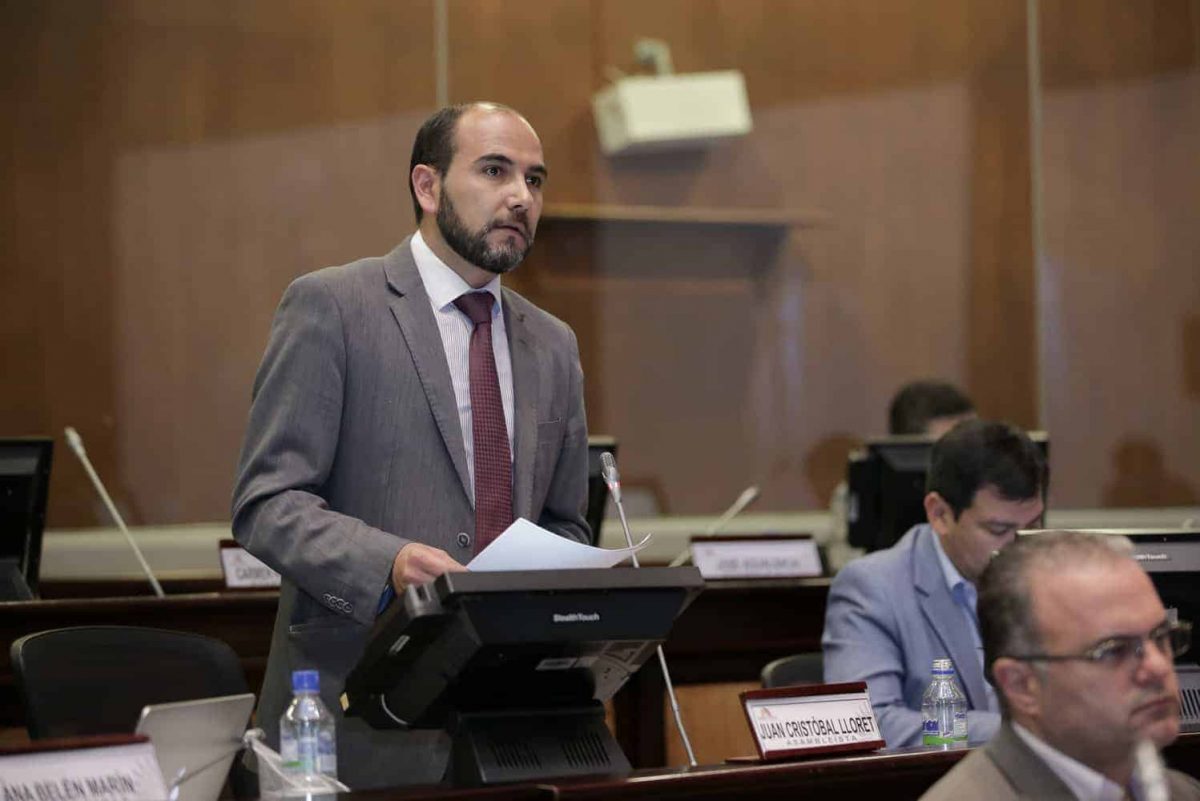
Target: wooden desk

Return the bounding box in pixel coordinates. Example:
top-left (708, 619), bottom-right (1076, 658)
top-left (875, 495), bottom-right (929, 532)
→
top-left (345, 734), bottom-right (1200, 801)
top-left (0, 577), bottom-right (825, 762)
top-left (0, 578), bottom-right (830, 765)
top-left (612, 578), bottom-right (828, 767)
top-left (3, 586), bottom-right (1199, 797)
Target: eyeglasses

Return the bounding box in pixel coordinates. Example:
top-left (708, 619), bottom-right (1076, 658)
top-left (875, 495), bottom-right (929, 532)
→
top-left (1008, 620), bottom-right (1192, 669)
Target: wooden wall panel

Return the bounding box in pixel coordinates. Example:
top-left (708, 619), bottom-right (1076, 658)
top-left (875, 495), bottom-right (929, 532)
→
top-left (1036, 0), bottom-right (1200, 507)
top-left (964, 2), bottom-right (1037, 428)
top-left (2, 3), bottom-right (121, 525)
top-left (545, 0), bottom-right (1033, 511)
top-left (2, 0), bottom-right (1196, 525)
top-left (1040, 0), bottom-right (1197, 88)
top-left (2, 0), bottom-right (434, 526)
top-left (665, 682), bottom-right (760, 767)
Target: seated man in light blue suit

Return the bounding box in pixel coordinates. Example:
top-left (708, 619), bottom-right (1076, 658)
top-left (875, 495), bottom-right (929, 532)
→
top-left (823, 420), bottom-right (1046, 748)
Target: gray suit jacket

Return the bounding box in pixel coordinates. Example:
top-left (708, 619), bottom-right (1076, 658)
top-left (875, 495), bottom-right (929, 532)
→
top-left (231, 238), bottom-right (589, 788)
top-left (822, 524), bottom-right (1001, 747)
top-left (921, 723), bottom-right (1200, 800)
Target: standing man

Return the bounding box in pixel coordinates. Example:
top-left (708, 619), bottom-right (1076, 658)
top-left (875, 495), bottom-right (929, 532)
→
top-left (232, 102), bottom-right (589, 788)
top-left (921, 530), bottom-right (1198, 800)
top-left (823, 420), bottom-right (1046, 747)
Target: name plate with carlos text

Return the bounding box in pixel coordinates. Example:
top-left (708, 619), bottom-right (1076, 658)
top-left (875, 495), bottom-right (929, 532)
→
top-left (740, 682), bottom-right (885, 760)
top-left (0, 736), bottom-right (168, 801)
top-left (219, 539), bottom-right (281, 589)
top-left (691, 535), bottom-right (823, 579)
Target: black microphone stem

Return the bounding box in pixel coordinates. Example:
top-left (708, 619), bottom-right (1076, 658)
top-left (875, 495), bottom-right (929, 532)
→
top-left (601, 454), bottom-right (697, 767)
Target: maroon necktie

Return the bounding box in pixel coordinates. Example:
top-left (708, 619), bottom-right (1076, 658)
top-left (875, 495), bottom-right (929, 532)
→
top-left (454, 292), bottom-right (513, 553)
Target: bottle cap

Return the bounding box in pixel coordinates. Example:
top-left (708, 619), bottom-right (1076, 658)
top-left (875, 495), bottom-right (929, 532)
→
top-left (291, 669), bottom-right (320, 692)
top-left (931, 658), bottom-right (955, 674)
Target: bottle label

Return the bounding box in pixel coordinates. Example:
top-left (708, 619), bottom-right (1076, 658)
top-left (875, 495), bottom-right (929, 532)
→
top-left (318, 728), bottom-right (338, 777)
top-left (922, 718), bottom-right (954, 746)
top-left (296, 732), bottom-right (318, 776)
top-left (280, 730), bottom-right (300, 774)
top-left (953, 707), bottom-right (968, 741)
top-left (921, 708), bottom-right (968, 746)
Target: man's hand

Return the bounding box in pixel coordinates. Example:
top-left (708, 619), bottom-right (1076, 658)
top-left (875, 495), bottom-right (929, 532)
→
top-left (391, 542), bottom-right (466, 592)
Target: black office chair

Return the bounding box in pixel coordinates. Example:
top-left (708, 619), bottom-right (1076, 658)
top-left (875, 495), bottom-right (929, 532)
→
top-left (761, 651), bottom-right (825, 688)
top-left (10, 625), bottom-right (250, 739)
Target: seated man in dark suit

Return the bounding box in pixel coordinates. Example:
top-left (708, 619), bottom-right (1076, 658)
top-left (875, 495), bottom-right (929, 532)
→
top-left (823, 420), bottom-right (1046, 747)
top-left (888, 379), bottom-right (976, 439)
top-left (921, 530), bottom-right (1200, 800)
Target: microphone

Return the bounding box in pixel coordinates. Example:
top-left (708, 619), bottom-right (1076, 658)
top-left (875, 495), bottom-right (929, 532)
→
top-left (600, 451), bottom-right (698, 766)
top-left (64, 427), bottom-right (165, 598)
top-left (668, 485), bottom-right (761, 567)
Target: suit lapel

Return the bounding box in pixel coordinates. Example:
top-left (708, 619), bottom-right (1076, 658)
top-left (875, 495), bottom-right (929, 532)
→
top-left (985, 723), bottom-right (1078, 800)
top-left (382, 240), bottom-right (473, 503)
top-left (913, 527), bottom-right (990, 709)
top-left (504, 292), bottom-right (537, 521)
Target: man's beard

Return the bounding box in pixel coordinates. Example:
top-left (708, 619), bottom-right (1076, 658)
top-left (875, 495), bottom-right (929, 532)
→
top-left (436, 192), bottom-right (533, 275)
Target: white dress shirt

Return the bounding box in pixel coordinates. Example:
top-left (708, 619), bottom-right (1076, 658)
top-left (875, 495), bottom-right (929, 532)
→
top-left (410, 231), bottom-right (515, 504)
top-left (931, 531), bottom-right (999, 712)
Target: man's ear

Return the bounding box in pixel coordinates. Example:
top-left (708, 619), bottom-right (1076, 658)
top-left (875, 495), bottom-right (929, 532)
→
top-left (411, 164), bottom-right (441, 219)
top-left (991, 657), bottom-right (1042, 718)
top-left (925, 491), bottom-right (953, 536)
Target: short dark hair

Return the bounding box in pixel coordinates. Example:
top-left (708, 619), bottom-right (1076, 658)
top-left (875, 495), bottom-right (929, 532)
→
top-left (978, 530), bottom-right (1134, 693)
top-left (926, 419), bottom-right (1045, 518)
top-left (407, 101), bottom-right (520, 223)
top-left (888, 380), bottom-right (975, 435)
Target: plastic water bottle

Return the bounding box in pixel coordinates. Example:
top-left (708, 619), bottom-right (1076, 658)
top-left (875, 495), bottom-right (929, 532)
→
top-left (279, 669), bottom-right (337, 785)
top-left (921, 658), bottom-right (968, 747)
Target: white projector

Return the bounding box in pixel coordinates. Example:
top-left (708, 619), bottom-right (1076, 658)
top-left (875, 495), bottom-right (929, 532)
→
top-left (592, 70), bottom-right (753, 156)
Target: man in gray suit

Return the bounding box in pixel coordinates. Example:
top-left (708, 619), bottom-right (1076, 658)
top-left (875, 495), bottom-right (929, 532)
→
top-left (232, 102), bottom-right (589, 789)
top-left (823, 420), bottom-right (1046, 747)
top-left (921, 530), bottom-right (1199, 800)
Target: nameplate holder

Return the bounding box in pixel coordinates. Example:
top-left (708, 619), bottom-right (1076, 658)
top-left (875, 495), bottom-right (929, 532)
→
top-left (219, 539), bottom-right (281, 589)
top-left (0, 734), bottom-right (168, 801)
top-left (691, 534), bottom-right (823, 579)
top-left (740, 682), bottom-right (885, 761)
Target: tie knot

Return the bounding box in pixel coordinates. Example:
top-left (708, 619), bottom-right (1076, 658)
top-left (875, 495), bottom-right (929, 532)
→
top-left (454, 292), bottom-right (494, 326)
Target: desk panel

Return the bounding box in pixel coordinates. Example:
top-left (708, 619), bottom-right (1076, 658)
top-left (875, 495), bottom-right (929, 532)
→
top-left (348, 734), bottom-right (1200, 801)
top-left (0, 579), bottom-right (829, 766)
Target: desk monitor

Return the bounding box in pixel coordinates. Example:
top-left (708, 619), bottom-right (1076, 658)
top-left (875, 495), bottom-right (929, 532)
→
top-left (342, 566), bottom-right (704, 786)
top-left (0, 438), bottom-right (53, 600)
top-left (847, 432), bottom-right (1049, 553)
top-left (586, 436), bottom-right (617, 546)
top-left (1091, 529), bottom-right (1200, 662)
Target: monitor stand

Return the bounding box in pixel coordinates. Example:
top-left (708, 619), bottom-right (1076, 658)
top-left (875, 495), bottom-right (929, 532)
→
top-left (0, 560), bottom-right (34, 601)
top-left (1179, 664), bottom-right (1200, 733)
top-left (448, 702), bottom-right (631, 786)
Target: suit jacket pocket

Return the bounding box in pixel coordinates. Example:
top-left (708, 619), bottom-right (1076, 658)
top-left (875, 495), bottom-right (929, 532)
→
top-left (536, 417), bottom-right (565, 450)
top-left (286, 616), bottom-right (369, 686)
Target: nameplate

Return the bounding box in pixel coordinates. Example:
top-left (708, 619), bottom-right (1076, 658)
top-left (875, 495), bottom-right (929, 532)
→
top-left (219, 539), bottom-right (281, 589)
top-left (0, 736), bottom-right (168, 801)
top-left (740, 682), bottom-right (885, 760)
top-left (691, 535), bottom-right (823, 579)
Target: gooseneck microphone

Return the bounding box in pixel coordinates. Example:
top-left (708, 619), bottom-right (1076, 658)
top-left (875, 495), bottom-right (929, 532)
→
top-left (600, 452), bottom-right (698, 767)
top-left (667, 484), bottom-right (761, 567)
top-left (64, 427), bottom-right (165, 598)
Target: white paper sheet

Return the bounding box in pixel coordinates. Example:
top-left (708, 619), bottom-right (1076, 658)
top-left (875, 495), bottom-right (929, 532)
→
top-left (467, 518), bottom-right (650, 572)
